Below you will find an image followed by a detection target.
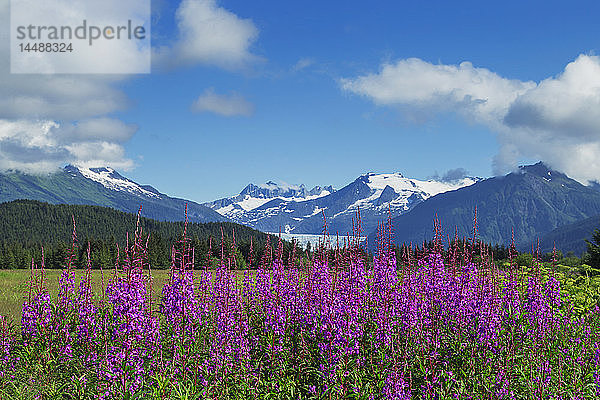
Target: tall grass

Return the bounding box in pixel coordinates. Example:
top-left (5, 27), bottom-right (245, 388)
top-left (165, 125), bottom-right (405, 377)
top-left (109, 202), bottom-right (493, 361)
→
top-left (0, 208), bottom-right (599, 399)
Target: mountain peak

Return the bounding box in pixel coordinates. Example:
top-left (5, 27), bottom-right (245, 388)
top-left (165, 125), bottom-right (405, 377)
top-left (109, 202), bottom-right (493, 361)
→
top-left (206, 170), bottom-right (478, 235)
top-left (0, 165), bottom-right (227, 224)
top-left (72, 165), bottom-right (162, 199)
top-left (519, 161), bottom-right (549, 171)
top-left (89, 166), bottom-right (115, 174)
top-left (372, 160), bottom-right (600, 252)
top-left (257, 181), bottom-right (306, 191)
top-left (360, 172), bottom-right (405, 179)
top-left (517, 161), bottom-right (567, 180)
top-left (205, 179), bottom-right (335, 217)
top-left (240, 180), bottom-right (324, 199)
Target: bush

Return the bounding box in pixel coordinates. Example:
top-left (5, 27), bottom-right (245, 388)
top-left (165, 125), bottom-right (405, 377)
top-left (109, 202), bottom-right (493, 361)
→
top-left (515, 252), bottom-right (533, 267)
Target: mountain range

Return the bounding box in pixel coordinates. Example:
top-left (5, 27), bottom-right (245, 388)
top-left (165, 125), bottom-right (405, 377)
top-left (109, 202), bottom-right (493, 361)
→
top-left (1, 162), bottom-right (600, 255)
top-left (203, 173), bottom-right (479, 236)
top-left (0, 165), bottom-right (227, 224)
top-left (365, 162), bottom-right (600, 253)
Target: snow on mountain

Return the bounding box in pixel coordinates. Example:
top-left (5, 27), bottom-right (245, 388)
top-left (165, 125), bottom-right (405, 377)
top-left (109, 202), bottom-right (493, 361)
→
top-left (75, 166), bottom-right (161, 199)
top-left (0, 165), bottom-right (228, 224)
top-left (344, 172), bottom-right (479, 215)
top-left (362, 172), bottom-right (477, 196)
top-left (371, 162), bottom-right (600, 252)
top-left (204, 181), bottom-right (334, 222)
top-left (204, 173), bottom-right (479, 235)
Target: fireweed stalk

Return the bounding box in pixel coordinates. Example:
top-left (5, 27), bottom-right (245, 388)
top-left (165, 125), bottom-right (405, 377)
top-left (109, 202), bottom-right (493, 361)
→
top-left (0, 210), bottom-right (599, 399)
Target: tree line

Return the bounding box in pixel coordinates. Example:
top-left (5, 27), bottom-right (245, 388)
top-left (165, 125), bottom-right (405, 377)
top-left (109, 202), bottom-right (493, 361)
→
top-left (0, 200), bottom-right (302, 269)
top-left (3, 199), bottom-right (600, 271)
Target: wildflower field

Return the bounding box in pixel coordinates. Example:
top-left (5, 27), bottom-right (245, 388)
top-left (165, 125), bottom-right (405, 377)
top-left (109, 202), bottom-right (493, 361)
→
top-left (1, 213), bottom-right (600, 399)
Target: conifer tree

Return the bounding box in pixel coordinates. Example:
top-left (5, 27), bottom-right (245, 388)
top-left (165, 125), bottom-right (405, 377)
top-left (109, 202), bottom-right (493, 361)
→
top-left (585, 226), bottom-right (600, 267)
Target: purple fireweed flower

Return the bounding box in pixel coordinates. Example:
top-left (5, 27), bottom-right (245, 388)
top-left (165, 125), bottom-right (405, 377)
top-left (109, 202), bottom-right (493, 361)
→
top-left (383, 369), bottom-right (411, 400)
top-left (160, 270), bottom-right (200, 338)
top-left (6, 222), bottom-right (600, 399)
top-left (21, 291), bottom-right (53, 341)
top-left (594, 342), bottom-right (600, 397)
top-left (102, 270), bottom-right (158, 395)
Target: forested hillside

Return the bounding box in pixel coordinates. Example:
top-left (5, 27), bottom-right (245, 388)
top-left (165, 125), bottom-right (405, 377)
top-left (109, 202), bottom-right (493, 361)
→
top-left (0, 200), bottom-right (292, 269)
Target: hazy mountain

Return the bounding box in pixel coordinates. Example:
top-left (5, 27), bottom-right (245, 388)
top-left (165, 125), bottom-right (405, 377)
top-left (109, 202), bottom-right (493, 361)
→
top-left (535, 215), bottom-right (600, 256)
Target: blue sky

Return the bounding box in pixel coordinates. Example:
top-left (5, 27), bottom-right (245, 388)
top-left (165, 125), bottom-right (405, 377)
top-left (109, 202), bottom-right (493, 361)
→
top-left (2, 0), bottom-right (600, 202)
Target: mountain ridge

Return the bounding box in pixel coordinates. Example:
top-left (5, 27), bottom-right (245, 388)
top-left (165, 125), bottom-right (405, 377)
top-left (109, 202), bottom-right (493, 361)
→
top-left (0, 199), bottom-right (283, 269)
top-left (534, 214), bottom-right (600, 256)
top-left (4, 162), bottom-right (599, 255)
top-left (0, 165), bottom-right (227, 224)
top-left (369, 162), bottom-right (600, 251)
top-left (204, 172), bottom-right (480, 236)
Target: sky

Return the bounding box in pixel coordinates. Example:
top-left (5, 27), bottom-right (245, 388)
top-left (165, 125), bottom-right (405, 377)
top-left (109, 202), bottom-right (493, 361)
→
top-left (2, 0), bottom-right (600, 202)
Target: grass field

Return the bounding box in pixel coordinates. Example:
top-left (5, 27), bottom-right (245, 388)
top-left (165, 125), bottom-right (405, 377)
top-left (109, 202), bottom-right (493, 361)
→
top-left (1, 264), bottom-right (598, 324)
top-left (0, 268), bottom-right (234, 324)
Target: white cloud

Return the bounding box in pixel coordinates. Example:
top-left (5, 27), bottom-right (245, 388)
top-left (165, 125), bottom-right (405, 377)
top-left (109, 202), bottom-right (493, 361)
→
top-left (0, 74), bottom-right (129, 120)
top-left (154, 0), bottom-right (260, 70)
top-left (191, 88), bottom-right (254, 117)
top-left (0, 119), bottom-right (135, 173)
top-left (341, 58), bottom-right (535, 128)
top-left (0, 0), bottom-right (139, 172)
top-left (0, 0), bottom-right (260, 173)
top-left (504, 55), bottom-right (600, 142)
top-left (10, 0), bottom-right (150, 73)
top-left (292, 57), bottom-right (315, 72)
top-left (65, 141), bottom-right (134, 171)
top-left (342, 54), bottom-right (600, 184)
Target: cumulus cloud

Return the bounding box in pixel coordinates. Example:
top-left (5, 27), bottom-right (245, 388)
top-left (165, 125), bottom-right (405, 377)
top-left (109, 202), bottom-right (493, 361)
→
top-left (503, 55), bottom-right (600, 142)
top-left (65, 141), bottom-right (134, 170)
top-left (0, 0), bottom-right (259, 173)
top-left (0, 119), bottom-right (136, 173)
top-left (154, 0), bottom-right (260, 70)
top-left (0, 0), bottom-right (140, 172)
top-left (342, 54), bottom-right (600, 184)
top-left (191, 88), bottom-right (254, 117)
top-left (0, 75), bottom-right (130, 120)
top-left (341, 58), bottom-right (535, 128)
top-left (0, 72), bottom-right (137, 171)
top-left (10, 0), bottom-right (150, 74)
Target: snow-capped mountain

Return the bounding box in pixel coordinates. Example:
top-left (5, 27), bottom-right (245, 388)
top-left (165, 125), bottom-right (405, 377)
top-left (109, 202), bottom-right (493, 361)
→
top-left (74, 166), bottom-right (162, 199)
top-left (0, 165), bottom-right (227, 223)
top-left (204, 173), bottom-right (479, 235)
top-left (370, 162), bottom-right (600, 252)
top-left (204, 181), bottom-right (334, 221)
top-left (345, 172), bottom-right (479, 215)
